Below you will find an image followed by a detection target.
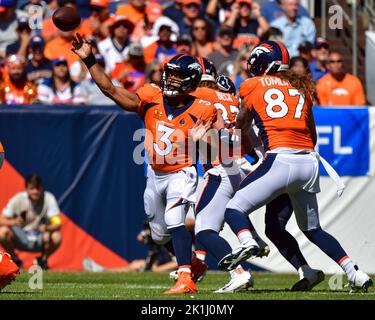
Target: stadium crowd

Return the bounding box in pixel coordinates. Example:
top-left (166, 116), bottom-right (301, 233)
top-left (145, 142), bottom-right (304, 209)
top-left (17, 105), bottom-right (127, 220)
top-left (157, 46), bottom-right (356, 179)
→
top-left (0, 0), bottom-right (367, 106)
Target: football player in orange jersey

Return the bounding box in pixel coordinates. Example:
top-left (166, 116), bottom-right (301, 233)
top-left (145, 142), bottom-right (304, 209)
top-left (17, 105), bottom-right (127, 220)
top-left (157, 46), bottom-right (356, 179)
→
top-left (72, 34), bottom-right (222, 294)
top-left (217, 40), bottom-right (372, 293)
top-left (189, 58), bottom-right (269, 293)
top-left (0, 143), bottom-right (20, 291)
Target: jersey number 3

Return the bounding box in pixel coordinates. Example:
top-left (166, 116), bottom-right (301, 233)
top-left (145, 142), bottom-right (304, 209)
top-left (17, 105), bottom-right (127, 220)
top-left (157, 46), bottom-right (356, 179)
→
top-left (154, 124), bottom-right (175, 156)
top-left (264, 88), bottom-right (305, 119)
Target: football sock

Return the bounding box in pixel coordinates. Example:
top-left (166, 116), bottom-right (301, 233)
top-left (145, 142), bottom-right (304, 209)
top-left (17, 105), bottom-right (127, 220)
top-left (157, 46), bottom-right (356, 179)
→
top-left (339, 256), bottom-right (357, 282)
top-left (194, 250), bottom-right (207, 262)
top-left (195, 230), bottom-right (233, 261)
top-left (178, 265), bottom-right (191, 274)
top-left (264, 193), bottom-right (307, 270)
top-left (164, 240), bottom-right (175, 256)
top-left (224, 208), bottom-right (253, 243)
top-left (169, 225), bottom-right (193, 267)
top-left (303, 228), bottom-right (348, 264)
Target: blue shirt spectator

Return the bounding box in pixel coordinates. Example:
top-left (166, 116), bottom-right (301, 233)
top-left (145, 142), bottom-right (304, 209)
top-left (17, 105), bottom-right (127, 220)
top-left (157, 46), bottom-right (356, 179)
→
top-left (270, 0), bottom-right (316, 57)
top-left (261, 0), bottom-right (309, 23)
top-left (308, 37), bottom-right (330, 81)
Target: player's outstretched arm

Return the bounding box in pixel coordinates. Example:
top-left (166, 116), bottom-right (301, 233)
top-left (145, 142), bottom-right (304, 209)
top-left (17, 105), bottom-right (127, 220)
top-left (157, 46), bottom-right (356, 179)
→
top-left (71, 33), bottom-right (139, 112)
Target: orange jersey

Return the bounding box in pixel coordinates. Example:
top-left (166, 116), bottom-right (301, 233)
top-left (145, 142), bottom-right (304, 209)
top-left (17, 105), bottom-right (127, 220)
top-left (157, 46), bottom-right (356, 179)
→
top-left (239, 75), bottom-right (314, 151)
top-left (136, 84), bottom-right (217, 173)
top-left (192, 87), bottom-right (241, 167)
top-left (316, 73), bottom-right (366, 106)
top-left (0, 142), bottom-right (4, 153)
top-left (0, 76), bottom-right (37, 105)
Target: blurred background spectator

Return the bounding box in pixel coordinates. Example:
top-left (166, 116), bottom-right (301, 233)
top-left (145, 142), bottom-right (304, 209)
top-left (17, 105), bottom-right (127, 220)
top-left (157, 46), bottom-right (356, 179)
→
top-left (0, 174), bottom-right (62, 270)
top-left (175, 34), bottom-right (193, 55)
top-left (316, 51), bottom-right (366, 106)
top-left (207, 27), bottom-right (238, 76)
top-left (289, 56), bottom-right (309, 77)
top-left (98, 15), bottom-right (134, 73)
top-left (0, 0), bottom-right (28, 58)
top-left (206, 0), bottom-right (234, 26)
top-left (5, 16), bottom-right (31, 58)
top-left (144, 23), bottom-right (176, 64)
top-left (191, 17), bottom-right (215, 57)
top-left (224, 0), bottom-right (269, 49)
top-left (25, 35), bottom-right (53, 84)
top-left (270, 0), bottom-right (316, 57)
top-left (230, 46), bottom-right (250, 91)
top-left (297, 40), bottom-right (313, 63)
top-left (111, 42), bottom-right (146, 92)
top-left (260, 0), bottom-right (309, 23)
top-left (163, 0), bottom-right (184, 22)
top-left (37, 56), bottom-right (85, 105)
top-left (79, 0), bottom-right (112, 41)
top-left (309, 37), bottom-right (329, 81)
top-left (0, 54), bottom-right (37, 104)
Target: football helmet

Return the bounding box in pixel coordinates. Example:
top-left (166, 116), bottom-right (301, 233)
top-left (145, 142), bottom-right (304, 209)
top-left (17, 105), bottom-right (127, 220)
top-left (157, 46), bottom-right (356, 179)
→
top-left (161, 54), bottom-right (202, 97)
top-left (197, 57), bottom-right (217, 83)
top-left (247, 40), bottom-right (290, 77)
top-left (216, 74), bottom-right (236, 95)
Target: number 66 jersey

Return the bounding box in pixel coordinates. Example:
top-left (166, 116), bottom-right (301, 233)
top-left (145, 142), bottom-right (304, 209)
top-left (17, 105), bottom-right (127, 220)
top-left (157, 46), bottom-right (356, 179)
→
top-left (239, 75), bottom-right (315, 152)
top-left (136, 83), bottom-right (217, 173)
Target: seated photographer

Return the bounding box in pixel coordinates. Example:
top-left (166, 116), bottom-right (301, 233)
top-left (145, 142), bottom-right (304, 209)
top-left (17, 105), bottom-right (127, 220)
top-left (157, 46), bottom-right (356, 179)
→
top-left (0, 175), bottom-right (62, 270)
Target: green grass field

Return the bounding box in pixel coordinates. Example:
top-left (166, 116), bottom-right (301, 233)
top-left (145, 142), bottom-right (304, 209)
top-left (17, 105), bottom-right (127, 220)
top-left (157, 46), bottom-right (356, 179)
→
top-left (0, 271), bottom-right (374, 300)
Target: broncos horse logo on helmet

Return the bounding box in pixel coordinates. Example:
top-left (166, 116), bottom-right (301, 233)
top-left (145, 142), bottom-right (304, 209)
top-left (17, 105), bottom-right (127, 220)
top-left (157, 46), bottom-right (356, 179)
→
top-left (247, 40), bottom-right (290, 77)
top-left (161, 54), bottom-right (203, 97)
top-left (216, 74), bottom-right (236, 95)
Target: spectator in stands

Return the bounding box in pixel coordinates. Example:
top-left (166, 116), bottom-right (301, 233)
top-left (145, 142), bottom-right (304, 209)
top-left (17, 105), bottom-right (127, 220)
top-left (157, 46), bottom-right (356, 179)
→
top-left (0, 55), bottom-right (37, 104)
top-left (0, 0), bottom-right (28, 58)
top-left (191, 17), bottom-right (215, 57)
top-left (98, 15), bottom-right (134, 73)
top-left (176, 34), bottom-right (193, 55)
top-left (20, 0), bottom-right (52, 19)
top-left (143, 23), bottom-right (177, 64)
top-left (316, 51), bottom-right (366, 106)
top-left (79, 0), bottom-right (112, 41)
top-left (290, 56), bottom-right (310, 76)
top-left (25, 36), bottom-right (53, 84)
top-left (0, 174), bottom-right (62, 270)
top-left (297, 40), bottom-right (313, 62)
top-left (5, 16), bottom-right (31, 58)
top-left (44, 29), bottom-right (80, 68)
top-left (37, 56), bottom-right (85, 105)
top-left (115, 0), bottom-right (146, 25)
top-left (80, 54), bottom-right (116, 105)
top-left (270, 0), bottom-right (316, 57)
top-left (309, 37), bottom-right (329, 81)
top-left (224, 0), bottom-right (269, 44)
top-left (206, 0), bottom-right (235, 25)
top-left (230, 47), bottom-right (249, 91)
top-left (41, 0), bottom-right (78, 43)
top-left (207, 27), bottom-right (239, 76)
top-left (163, 0), bottom-right (184, 23)
top-left (260, 0), bottom-right (309, 23)
top-left (111, 43), bottom-right (146, 92)
top-left (141, 16), bottom-right (179, 48)
top-left (178, 0), bottom-right (205, 35)
top-left (145, 61), bottom-right (163, 86)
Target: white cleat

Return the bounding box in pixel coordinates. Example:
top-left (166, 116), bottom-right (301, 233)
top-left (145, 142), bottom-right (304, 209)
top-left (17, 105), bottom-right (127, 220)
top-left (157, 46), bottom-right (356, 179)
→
top-left (350, 269), bottom-right (373, 293)
top-left (215, 271), bottom-right (254, 293)
top-left (218, 239), bottom-right (260, 271)
top-left (291, 269), bottom-right (325, 291)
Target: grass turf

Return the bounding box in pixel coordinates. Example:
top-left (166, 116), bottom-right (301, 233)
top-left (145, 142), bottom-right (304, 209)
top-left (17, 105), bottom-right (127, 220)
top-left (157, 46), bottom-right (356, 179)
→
top-left (0, 271), bottom-right (374, 300)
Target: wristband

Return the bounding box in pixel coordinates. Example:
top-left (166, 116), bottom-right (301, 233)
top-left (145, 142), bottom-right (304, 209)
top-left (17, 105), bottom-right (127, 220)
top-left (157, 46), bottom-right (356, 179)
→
top-left (82, 53), bottom-right (97, 69)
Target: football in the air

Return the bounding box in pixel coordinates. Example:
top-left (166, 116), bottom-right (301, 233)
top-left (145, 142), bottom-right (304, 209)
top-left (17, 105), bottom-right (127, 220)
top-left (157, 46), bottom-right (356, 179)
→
top-left (52, 7), bottom-right (82, 32)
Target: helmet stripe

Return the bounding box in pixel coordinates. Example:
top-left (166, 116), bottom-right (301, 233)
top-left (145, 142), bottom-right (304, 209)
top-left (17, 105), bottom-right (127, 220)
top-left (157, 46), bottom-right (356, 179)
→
top-left (275, 41), bottom-right (290, 64)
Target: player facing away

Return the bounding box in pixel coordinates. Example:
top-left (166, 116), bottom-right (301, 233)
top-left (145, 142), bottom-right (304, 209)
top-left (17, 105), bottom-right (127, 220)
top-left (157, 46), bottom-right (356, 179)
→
top-left (190, 58), bottom-right (257, 292)
top-left (217, 40), bottom-right (372, 293)
top-left (0, 143), bottom-right (20, 291)
top-left (72, 35), bottom-right (220, 294)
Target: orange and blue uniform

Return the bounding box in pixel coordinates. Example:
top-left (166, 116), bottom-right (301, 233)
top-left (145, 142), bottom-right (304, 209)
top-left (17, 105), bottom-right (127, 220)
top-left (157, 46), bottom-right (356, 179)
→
top-left (239, 75), bottom-right (314, 152)
top-left (136, 83), bottom-right (217, 173)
